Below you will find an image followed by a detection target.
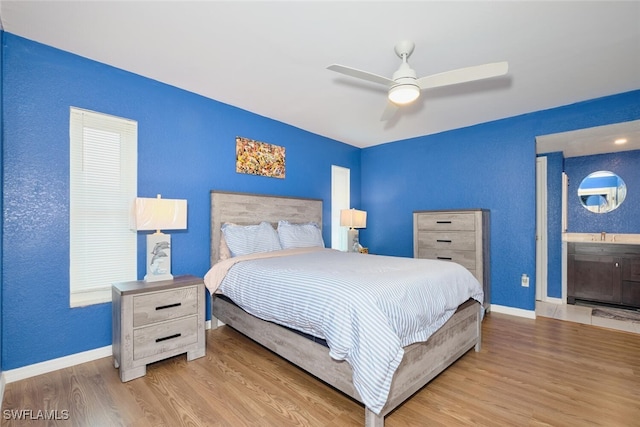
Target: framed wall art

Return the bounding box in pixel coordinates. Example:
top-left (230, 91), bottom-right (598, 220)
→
top-left (235, 136), bottom-right (285, 179)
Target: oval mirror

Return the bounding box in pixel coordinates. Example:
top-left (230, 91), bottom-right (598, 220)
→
top-left (578, 171), bottom-right (627, 213)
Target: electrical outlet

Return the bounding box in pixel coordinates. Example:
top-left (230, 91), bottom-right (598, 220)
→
top-left (521, 274), bottom-right (529, 287)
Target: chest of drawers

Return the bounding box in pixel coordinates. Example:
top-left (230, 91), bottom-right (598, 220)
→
top-left (112, 275), bottom-right (206, 382)
top-left (413, 209), bottom-right (490, 311)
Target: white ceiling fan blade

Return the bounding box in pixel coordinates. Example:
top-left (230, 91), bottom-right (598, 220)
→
top-left (327, 64), bottom-right (394, 87)
top-left (380, 101), bottom-right (399, 121)
top-left (417, 61), bottom-right (508, 90)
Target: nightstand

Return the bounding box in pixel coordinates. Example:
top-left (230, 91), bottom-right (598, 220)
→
top-left (112, 275), bottom-right (206, 382)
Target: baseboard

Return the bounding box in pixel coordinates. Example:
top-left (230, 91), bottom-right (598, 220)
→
top-left (3, 345), bottom-right (112, 384)
top-left (542, 296), bottom-right (564, 304)
top-left (490, 304), bottom-right (537, 319)
top-left (205, 319), bottom-right (212, 330)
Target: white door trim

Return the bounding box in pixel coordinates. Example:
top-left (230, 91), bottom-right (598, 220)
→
top-left (535, 156), bottom-right (548, 301)
top-left (561, 172), bottom-right (569, 302)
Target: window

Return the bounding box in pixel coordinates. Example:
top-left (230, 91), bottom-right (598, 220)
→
top-left (69, 108), bottom-right (137, 307)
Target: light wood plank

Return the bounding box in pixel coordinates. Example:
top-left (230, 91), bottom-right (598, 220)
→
top-left (3, 314), bottom-right (639, 426)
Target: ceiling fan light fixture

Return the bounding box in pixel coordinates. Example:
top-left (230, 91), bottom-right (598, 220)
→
top-left (388, 84), bottom-right (420, 105)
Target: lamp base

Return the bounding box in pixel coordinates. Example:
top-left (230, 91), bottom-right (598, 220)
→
top-left (347, 229), bottom-right (362, 253)
top-left (145, 232), bottom-right (173, 282)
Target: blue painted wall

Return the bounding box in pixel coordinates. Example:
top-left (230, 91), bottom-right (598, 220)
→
top-left (361, 91), bottom-right (640, 311)
top-left (0, 32), bottom-right (4, 373)
top-left (565, 150), bottom-right (640, 233)
top-left (1, 34), bottom-right (360, 370)
top-left (1, 31), bottom-right (639, 371)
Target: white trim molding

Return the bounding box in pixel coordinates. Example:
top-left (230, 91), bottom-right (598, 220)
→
top-left (3, 346), bottom-right (112, 384)
top-left (0, 372), bottom-right (6, 409)
top-left (490, 304), bottom-right (537, 319)
top-left (544, 297), bottom-right (564, 305)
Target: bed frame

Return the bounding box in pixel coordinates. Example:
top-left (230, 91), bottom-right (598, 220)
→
top-left (209, 190), bottom-right (483, 427)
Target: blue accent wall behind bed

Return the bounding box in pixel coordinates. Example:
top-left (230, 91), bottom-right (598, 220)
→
top-left (0, 31), bottom-right (5, 375)
top-left (1, 34), bottom-right (360, 370)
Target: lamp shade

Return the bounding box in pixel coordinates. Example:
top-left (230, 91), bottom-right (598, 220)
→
top-left (132, 195), bottom-right (187, 232)
top-left (340, 208), bottom-right (367, 229)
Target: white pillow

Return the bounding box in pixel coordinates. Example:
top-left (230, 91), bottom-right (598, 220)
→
top-left (221, 221), bottom-right (282, 257)
top-left (277, 220), bottom-right (324, 249)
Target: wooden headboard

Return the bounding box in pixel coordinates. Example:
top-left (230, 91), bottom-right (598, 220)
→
top-left (210, 190), bottom-right (323, 266)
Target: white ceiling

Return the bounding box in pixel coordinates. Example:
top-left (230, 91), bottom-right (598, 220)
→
top-left (536, 119), bottom-right (640, 158)
top-left (1, 1), bottom-right (639, 153)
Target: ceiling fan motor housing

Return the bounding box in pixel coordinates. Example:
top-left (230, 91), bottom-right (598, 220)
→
top-left (389, 63), bottom-right (420, 104)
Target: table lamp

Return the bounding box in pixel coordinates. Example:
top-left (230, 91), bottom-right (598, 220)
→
top-left (340, 208), bottom-right (367, 252)
top-left (132, 194), bottom-right (187, 282)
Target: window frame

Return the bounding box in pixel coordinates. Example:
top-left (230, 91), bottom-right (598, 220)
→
top-left (69, 107), bottom-right (138, 307)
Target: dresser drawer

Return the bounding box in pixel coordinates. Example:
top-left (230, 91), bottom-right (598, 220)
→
top-left (417, 231), bottom-right (476, 251)
top-left (417, 248), bottom-right (476, 270)
top-left (133, 315), bottom-right (199, 360)
top-left (413, 209), bottom-right (489, 312)
top-left (133, 286), bottom-right (199, 327)
top-left (416, 213), bottom-right (476, 231)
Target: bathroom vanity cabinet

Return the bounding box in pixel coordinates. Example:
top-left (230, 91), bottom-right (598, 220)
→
top-left (567, 242), bottom-right (640, 308)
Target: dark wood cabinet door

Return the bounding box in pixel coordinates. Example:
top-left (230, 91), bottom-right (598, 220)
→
top-left (621, 281), bottom-right (640, 307)
top-left (568, 254), bottom-right (622, 304)
top-left (623, 257), bottom-right (640, 282)
top-left (622, 258), bottom-right (640, 307)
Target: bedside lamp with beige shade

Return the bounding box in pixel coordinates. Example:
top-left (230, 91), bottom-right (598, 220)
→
top-left (340, 208), bottom-right (367, 253)
top-left (132, 195), bottom-right (187, 282)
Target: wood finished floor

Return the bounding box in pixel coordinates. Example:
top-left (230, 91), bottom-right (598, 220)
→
top-left (3, 312), bottom-right (640, 426)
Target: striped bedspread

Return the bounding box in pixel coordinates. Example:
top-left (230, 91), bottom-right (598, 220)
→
top-left (204, 248), bottom-right (483, 414)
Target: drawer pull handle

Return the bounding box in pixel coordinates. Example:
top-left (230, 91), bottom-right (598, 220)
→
top-left (437, 256), bottom-right (453, 261)
top-left (436, 239), bottom-right (452, 243)
top-left (436, 221), bottom-right (452, 224)
top-left (156, 333), bottom-right (181, 343)
top-left (156, 302), bottom-right (182, 311)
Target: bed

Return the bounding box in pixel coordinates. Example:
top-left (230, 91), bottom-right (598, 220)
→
top-left (206, 190), bottom-right (486, 427)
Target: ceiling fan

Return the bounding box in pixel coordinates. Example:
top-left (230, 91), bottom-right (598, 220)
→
top-left (327, 40), bottom-right (508, 121)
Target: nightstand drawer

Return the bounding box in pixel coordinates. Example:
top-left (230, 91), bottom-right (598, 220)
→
top-left (417, 231), bottom-right (476, 251)
top-left (417, 248), bottom-right (476, 270)
top-left (416, 213), bottom-right (476, 231)
top-left (133, 286), bottom-right (199, 327)
top-left (133, 315), bottom-right (199, 360)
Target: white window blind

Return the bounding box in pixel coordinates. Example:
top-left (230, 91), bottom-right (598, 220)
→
top-left (70, 108), bottom-right (138, 307)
